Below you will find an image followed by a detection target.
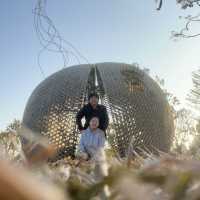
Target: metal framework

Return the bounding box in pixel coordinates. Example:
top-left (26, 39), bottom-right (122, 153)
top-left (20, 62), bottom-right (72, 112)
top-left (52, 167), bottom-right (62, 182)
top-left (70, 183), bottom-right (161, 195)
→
top-left (22, 63), bottom-right (174, 159)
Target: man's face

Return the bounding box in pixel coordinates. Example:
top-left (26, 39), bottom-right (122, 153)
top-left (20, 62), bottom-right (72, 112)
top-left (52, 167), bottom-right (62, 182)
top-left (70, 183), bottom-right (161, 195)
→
top-left (89, 117), bottom-right (99, 130)
top-left (89, 96), bottom-right (98, 107)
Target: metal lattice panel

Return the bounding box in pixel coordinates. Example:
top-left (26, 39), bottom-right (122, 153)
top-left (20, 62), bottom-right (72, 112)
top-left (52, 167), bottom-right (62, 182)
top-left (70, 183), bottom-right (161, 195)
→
top-left (22, 62), bottom-right (174, 159)
top-left (96, 63), bottom-right (173, 156)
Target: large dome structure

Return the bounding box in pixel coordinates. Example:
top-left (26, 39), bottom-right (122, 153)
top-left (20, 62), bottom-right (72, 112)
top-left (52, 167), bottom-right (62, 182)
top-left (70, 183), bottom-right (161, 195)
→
top-left (22, 62), bottom-right (174, 159)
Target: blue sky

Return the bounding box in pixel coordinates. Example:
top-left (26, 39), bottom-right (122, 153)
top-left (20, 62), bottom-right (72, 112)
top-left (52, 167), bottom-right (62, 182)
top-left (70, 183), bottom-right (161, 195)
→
top-left (0, 0), bottom-right (200, 130)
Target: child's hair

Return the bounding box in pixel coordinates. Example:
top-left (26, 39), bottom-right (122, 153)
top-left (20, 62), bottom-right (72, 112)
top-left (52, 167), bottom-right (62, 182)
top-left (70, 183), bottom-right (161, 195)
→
top-left (89, 116), bottom-right (99, 122)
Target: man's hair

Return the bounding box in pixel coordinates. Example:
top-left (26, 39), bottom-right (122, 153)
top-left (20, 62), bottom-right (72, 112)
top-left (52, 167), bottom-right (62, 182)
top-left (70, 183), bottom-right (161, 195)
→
top-left (88, 93), bottom-right (99, 100)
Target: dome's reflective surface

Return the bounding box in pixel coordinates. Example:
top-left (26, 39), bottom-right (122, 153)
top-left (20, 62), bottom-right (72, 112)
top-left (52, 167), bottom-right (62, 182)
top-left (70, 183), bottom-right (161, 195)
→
top-left (23, 63), bottom-right (174, 159)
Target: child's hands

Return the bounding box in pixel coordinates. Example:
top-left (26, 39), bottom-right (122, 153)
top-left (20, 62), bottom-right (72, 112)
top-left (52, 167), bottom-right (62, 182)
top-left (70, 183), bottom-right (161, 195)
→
top-left (80, 152), bottom-right (89, 160)
top-left (76, 151), bottom-right (88, 161)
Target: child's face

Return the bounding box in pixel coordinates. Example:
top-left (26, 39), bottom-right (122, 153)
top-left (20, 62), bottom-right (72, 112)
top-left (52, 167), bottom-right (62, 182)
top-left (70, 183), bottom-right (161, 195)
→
top-left (89, 117), bottom-right (99, 130)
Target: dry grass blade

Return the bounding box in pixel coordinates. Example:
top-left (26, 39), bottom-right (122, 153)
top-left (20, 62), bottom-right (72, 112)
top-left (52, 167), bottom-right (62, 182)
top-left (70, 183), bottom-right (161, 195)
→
top-left (19, 126), bottom-right (57, 165)
top-left (0, 160), bottom-right (67, 200)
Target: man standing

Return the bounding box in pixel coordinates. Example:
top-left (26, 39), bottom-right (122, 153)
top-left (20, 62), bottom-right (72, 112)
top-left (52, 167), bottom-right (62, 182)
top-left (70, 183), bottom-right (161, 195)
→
top-left (76, 93), bottom-right (109, 134)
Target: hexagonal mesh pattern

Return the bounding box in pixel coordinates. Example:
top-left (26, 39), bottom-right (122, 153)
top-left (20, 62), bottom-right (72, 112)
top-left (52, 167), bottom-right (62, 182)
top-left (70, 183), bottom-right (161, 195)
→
top-left (22, 63), bottom-right (174, 159)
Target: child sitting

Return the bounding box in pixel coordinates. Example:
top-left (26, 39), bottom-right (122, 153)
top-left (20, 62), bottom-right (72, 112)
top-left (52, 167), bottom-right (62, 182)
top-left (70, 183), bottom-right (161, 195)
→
top-left (76, 116), bottom-right (105, 161)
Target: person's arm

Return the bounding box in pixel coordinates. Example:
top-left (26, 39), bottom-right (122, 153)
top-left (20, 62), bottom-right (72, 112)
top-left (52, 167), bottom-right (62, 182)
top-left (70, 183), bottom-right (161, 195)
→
top-left (76, 106), bottom-right (85, 131)
top-left (76, 133), bottom-right (89, 161)
top-left (98, 132), bottom-right (106, 148)
top-left (78, 133), bottom-right (86, 153)
top-left (101, 106), bottom-right (109, 131)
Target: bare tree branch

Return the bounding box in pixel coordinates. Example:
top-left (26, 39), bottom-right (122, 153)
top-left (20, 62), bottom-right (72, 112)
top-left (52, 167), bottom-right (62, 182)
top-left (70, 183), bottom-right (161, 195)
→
top-left (172, 13), bottom-right (200, 39)
top-left (155, 0), bottom-right (163, 10)
top-left (156, 0), bottom-right (200, 39)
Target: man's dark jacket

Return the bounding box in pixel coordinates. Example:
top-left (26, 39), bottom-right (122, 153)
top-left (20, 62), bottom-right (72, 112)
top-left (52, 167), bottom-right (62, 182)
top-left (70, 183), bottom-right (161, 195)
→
top-left (76, 103), bottom-right (109, 132)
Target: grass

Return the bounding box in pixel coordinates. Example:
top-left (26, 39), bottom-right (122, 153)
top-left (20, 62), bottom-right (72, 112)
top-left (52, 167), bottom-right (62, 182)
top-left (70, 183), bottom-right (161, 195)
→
top-left (2, 132), bottom-right (200, 200)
